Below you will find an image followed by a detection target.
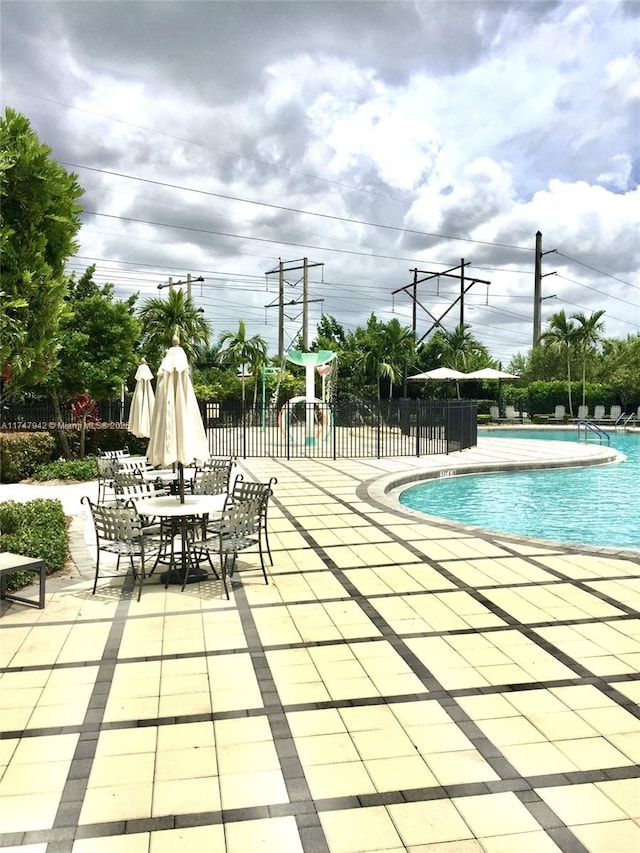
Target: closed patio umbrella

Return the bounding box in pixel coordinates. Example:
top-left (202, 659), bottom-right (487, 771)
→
top-left (127, 359), bottom-right (155, 438)
top-left (146, 334), bottom-right (209, 502)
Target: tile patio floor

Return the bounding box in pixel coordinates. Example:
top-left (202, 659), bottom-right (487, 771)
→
top-left (1, 439), bottom-right (639, 852)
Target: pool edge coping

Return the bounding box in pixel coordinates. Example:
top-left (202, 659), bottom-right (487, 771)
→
top-left (361, 440), bottom-right (639, 560)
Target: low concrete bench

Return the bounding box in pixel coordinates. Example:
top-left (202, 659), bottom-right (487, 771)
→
top-left (0, 552), bottom-right (46, 609)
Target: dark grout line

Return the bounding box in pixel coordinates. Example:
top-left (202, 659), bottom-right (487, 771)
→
top-left (13, 763), bottom-right (640, 848)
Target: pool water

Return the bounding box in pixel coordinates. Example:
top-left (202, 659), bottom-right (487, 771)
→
top-left (400, 430), bottom-right (640, 552)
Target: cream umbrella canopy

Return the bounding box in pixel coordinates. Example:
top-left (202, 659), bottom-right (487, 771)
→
top-left (408, 367), bottom-right (467, 380)
top-left (127, 359), bottom-right (155, 438)
top-left (464, 367), bottom-right (519, 380)
top-left (146, 335), bottom-right (209, 502)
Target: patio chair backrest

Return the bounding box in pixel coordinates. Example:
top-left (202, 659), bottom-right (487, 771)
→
top-left (228, 474), bottom-right (276, 513)
top-left (489, 406), bottom-right (500, 421)
top-left (554, 405), bottom-right (565, 420)
top-left (100, 447), bottom-right (130, 459)
top-left (202, 456), bottom-right (237, 471)
top-left (96, 457), bottom-right (118, 503)
top-left (117, 458), bottom-right (149, 472)
top-left (609, 405), bottom-right (621, 421)
top-left (118, 482), bottom-right (164, 501)
top-left (218, 496), bottom-right (263, 542)
top-left (113, 470), bottom-right (144, 492)
top-left (192, 463), bottom-right (233, 495)
top-left (594, 405), bottom-right (605, 420)
top-left (82, 496), bottom-right (144, 545)
top-left (577, 405), bottom-right (589, 420)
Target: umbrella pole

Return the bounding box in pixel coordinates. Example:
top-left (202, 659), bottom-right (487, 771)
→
top-left (178, 462), bottom-right (185, 503)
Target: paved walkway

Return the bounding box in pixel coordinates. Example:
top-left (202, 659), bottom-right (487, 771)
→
top-left (1, 438), bottom-right (639, 852)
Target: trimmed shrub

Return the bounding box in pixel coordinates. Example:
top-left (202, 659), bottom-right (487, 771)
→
top-left (0, 499), bottom-right (68, 587)
top-left (0, 432), bottom-right (56, 483)
top-left (32, 458), bottom-right (97, 481)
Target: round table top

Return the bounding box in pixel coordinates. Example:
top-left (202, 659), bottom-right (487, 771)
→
top-left (133, 493), bottom-right (227, 518)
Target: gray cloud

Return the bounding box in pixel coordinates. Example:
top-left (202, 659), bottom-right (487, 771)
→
top-left (2, 0), bottom-right (638, 364)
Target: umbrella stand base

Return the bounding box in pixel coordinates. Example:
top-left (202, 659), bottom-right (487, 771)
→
top-left (161, 567), bottom-right (208, 586)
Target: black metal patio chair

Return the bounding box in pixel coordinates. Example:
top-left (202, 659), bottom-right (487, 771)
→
top-left (82, 496), bottom-right (162, 601)
top-left (195, 496), bottom-right (266, 598)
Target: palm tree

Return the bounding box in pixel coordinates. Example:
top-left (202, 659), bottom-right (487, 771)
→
top-left (217, 320), bottom-right (268, 404)
top-left (539, 310), bottom-right (578, 416)
top-left (572, 310), bottom-right (606, 407)
top-left (353, 315), bottom-right (417, 400)
top-left (382, 318), bottom-right (416, 398)
top-left (437, 323), bottom-right (486, 399)
top-left (353, 315), bottom-right (395, 400)
top-left (137, 287), bottom-right (211, 364)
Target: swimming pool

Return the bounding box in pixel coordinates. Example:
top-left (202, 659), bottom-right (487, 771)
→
top-left (400, 429), bottom-right (640, 552)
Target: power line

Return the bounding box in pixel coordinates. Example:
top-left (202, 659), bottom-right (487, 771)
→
top-left (555, 274), bottom-right (639, 309)
top-left (80, 209), bottom-right (485, 265)
top-left (68, 163), bottom-right (533, 252)
top-left (555, 251), bottom-right (638, 289)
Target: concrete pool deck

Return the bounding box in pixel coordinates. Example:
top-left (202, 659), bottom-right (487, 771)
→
top-left (1, 439), bottom-right (639, 852)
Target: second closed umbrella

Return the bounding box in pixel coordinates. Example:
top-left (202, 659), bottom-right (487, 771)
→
top-left (128, 359), bottom-right (155, 438)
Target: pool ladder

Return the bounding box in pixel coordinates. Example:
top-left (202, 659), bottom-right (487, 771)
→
top-left (577, 420), bottom-right (610, 445)
top-left (617, 412), bottom-right (636, 431)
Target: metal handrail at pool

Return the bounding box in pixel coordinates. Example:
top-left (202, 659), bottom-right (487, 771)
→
top-left (577, 420), bottom-right (610, 445)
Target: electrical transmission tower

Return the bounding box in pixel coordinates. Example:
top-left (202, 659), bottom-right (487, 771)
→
top-left (392, 260), bottom-right (491, 344)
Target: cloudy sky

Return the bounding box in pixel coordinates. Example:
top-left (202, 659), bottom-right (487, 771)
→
top-left (2, 0), bottom-right (639, 366)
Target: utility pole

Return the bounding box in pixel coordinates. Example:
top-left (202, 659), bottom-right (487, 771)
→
top-left (265, 258), bottom-right (324, 358)
top-left (533, 231), bottom-right (542, 347)
top-left (303, 257), bottom-right (309, 350)
top-left (278, 261), bottom-right (284, 361)
top-left (532, 232), bottom-right (557, 347)
top-left (460, 258), bottom-right (465, 326)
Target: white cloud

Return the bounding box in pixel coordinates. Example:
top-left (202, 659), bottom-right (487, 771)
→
top-left (2, 0), bottom-right (638, 365)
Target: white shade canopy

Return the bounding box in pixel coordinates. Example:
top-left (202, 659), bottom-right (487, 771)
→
top-left (146, 340), bottom-right (209, 470)
top-left (408, 367), bottom-right (467, 380)
top-left (464, 367), bottom-right (519, 380)
top-left (127, 360), bottom-right (155, 438)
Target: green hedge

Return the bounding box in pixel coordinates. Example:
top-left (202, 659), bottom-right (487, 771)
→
top-left (0, 499), bottom-right (68, 587)
top-left (0, 432), bottom-right (56, 483)
top-left (32, 458), bottom-right (98, 481)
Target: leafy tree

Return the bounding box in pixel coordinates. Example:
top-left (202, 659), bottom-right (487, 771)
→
top-left (137, 286), bottom-right (211, 365)
top-left (538, 310), bottom-right (579, 416)
top-left (595, 334), bottom-right (640, 408)
top-left (572, 310), bottom-right (606, 407)
top-left (217, 320), bottom-right (268, 404)
top-left (425, 323), bottom-right (488, 398)
top-left (310, 314), bottom-right (346, 350)
top-left (40, 265), bottom-right (140, 457)
top-left (0, 107), bottom-right (83, 397)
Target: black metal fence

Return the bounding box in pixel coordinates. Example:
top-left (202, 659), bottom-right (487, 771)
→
top-left (1, 398), bottom-right (477, 459)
